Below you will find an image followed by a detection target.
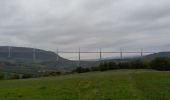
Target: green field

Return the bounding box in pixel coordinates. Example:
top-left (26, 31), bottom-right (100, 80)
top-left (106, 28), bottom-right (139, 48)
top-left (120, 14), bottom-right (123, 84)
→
top-left (0, 70), bottom-right (170, 100)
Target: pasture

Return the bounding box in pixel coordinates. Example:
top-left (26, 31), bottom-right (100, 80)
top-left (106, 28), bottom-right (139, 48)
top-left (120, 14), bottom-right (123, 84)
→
top-left (0, 70), bottom-right (170, 100)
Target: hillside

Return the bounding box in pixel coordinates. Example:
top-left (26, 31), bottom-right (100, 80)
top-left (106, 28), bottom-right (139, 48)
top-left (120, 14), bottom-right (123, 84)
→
top-left (101, 52), bottom-right (170, 62)
top-left (0, 46), bottom-right (170, 75)
top-left (143, 52), bottom-right (170, 60)
top-left (0, 46), bottom-right (99, 74)
top-left (0, 70), bottom-right (170, 100)
top-left (0, 46), bottom-right (65, 61)
top-left (0, 46), bottom-right (77, 74)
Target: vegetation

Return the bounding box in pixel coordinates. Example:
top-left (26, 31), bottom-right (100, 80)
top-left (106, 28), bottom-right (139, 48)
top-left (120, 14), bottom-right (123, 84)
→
top-left (0, 57), bottom-right (169, 80)
top-left (0, 72), bottom-right (4, 80)
top-left (0, 70), bottom-right (170, 100)
top-left (22, 74), bottom-right (33, 79)
top-left (10, 74), bottom-right (20, 79)
top-left (151, 57), bottom-right (170, 71)
top-left (41, 71), bottom-right (62, 77)
top-left (74, 67), bottom-right (90, 73)
top-left (74, 57), bottom-right (170, 73)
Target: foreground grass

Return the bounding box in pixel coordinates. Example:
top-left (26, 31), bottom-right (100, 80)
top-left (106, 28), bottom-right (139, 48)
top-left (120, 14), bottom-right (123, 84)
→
top-left (0, 70), bottom-right (170, 100)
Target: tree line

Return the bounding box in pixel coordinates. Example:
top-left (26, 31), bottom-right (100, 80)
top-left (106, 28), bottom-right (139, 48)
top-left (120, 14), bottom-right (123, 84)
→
top-left (1, 57), bottom-right (170, 80)
top-left (73, 57), bottom-right (170, 73)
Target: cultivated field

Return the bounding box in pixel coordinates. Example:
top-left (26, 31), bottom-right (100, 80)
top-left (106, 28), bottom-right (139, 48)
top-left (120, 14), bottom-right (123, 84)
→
top-left (0, 70), bottom-right (170, 100)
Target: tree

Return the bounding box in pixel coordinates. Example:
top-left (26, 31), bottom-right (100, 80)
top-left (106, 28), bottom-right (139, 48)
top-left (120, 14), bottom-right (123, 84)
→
top-left (22, 74), bottom-right (33, 79)
top-left (75, 67), bottom-right (90, 73)
top-left (151, 57), bottom-right (170, 71)
top-left (0, 72), bottom-right (4, 80)
top-left (11, 74), bottom-right (20, 79)
top-left (118, 62), bottom-right (130, 69)
top-left (108, 61), bottom-right (118, 70)
top-left (130, 60), bottom-right (150, 69)
top-left (99, 62), bottom-right (109, 71)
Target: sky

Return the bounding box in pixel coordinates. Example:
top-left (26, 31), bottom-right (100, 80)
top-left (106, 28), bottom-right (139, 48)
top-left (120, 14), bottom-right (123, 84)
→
top-left (0, 0), bottom-right (170, 59)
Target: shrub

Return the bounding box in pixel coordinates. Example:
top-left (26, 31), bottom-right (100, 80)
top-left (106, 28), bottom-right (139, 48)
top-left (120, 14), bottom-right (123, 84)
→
top-left (74, 67), bottom-right (90, 73)
top-left (118, 62), bottom-right (130, 69)
top-left (151, 57), bottom-right (170, 71)
top-left (130, 60), bottom-right (150, 69)
top-left (22, 74), bottom-right (33, 79)
top-left (98, 61), bottom-right (118, 71)
top-left (11, 74), bottom-right (20, 79)
top-left (0, 72), bottom-right (4, 80)
top-left (42, 71), bottom-right (61, 77)
top-left (90, 66), bottom-right (99, 71)
top-left (99, 62), bottom-right (109, 71)
top-left (108, 61), bottom-right (118, 69)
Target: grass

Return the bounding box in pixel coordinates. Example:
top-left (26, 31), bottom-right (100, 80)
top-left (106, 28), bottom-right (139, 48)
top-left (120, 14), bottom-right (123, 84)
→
top-left (0, 70), bottom-right (170, 100)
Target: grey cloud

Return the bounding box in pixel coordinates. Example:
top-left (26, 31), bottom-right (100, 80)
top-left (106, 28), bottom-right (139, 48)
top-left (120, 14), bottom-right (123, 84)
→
top-left (0, 0), bottom-right (170, 59)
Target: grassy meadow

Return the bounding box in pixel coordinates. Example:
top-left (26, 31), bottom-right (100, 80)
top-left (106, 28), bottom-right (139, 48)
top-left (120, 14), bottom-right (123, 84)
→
top-left (0, 70), bottom-right (170, 100)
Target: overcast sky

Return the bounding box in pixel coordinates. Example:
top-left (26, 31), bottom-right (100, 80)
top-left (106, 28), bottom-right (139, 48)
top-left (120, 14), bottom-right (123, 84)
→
top-left (0, 0), bottom-right (170, 59)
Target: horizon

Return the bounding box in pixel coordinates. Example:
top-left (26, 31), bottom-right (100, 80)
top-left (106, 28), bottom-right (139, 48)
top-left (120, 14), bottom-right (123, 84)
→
top-left (0, 45), bottom-right (169, 60)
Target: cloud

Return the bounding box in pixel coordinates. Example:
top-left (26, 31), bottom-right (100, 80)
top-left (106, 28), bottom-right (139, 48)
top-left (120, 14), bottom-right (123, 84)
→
top-left (0, 0), bottom-right (170, 59)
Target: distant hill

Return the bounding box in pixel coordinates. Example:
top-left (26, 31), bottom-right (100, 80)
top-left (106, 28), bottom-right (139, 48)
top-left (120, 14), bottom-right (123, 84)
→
top-left (0, 46), bottom-right (99, 73)
top-left (96, 52), bottom-right (170, 62)
top-left (0, 46), bottom-right (65, 62)
top-left (143, 52), bottom-right (170, 60)
top-left (1, 46), bottom-right (169, 75)
top-left (0, 46), bottom-right (76, 74)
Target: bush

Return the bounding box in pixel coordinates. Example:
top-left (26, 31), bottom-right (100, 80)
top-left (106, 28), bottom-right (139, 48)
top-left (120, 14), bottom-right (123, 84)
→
top-left (99, 62), bottom-right (109, 71)
top-left (90, 67), bottom-right (99, 71)
top-left (130, 60), bottom-right (150, 69)
top-left (22, 74), bottom-right (33, 79)
top-left (99, 61), bottom-right (118, 71)
top-left (108, 62), bottom-right (118, 69)
top-left (11, 74), bottom-right (20, 79)
top-left (42, 71), bottom-right (61, 77)
top-left (151, 57), bottom-right (170, 71)
top-left (0, 61), bottom-right (17, 66)
top-left (0, 72), bottom-right (4, 80)
top-left (118, 62), bottom-right (130, 69)
top-left (74, 67), bottom-right (90, 73)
